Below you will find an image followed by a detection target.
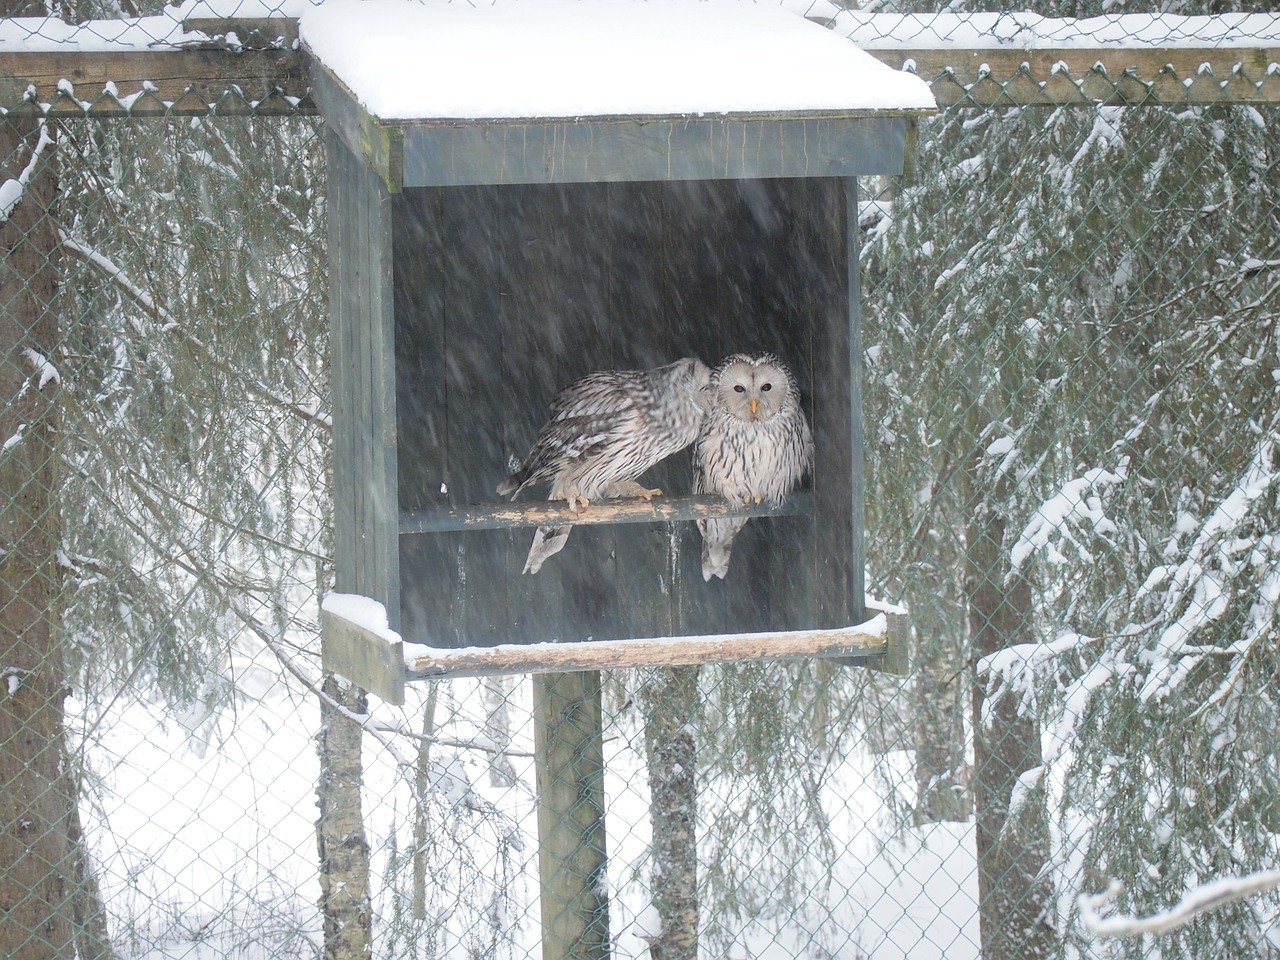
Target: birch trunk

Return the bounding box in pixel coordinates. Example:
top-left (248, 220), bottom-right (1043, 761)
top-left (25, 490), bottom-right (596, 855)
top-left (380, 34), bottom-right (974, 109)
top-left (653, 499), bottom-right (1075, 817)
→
top-left (641, 666), bottom-right (699, 960)
top-left (316, 675), bottom-right (372, 960)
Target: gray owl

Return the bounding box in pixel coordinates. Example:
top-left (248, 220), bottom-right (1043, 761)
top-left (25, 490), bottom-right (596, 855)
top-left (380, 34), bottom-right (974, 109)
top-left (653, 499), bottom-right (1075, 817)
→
top-left (498, 357), bottom-right (713, 574)
top-left (693, 353), bottom-right (814, 581)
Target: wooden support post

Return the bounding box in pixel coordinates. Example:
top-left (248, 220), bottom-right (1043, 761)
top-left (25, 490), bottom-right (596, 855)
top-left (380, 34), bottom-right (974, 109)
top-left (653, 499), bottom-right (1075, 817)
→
top-left (534, 671), bottom-right (610, 960)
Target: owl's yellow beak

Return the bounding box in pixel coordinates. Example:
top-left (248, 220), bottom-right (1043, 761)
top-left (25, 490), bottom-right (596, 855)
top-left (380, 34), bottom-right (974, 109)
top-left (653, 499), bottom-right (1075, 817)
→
top-left (748, 397), bottom-right (759, 419)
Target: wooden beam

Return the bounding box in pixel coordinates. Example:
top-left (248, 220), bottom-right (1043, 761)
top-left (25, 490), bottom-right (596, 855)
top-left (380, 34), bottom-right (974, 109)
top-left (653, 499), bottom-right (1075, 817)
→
top-left (0, 47), bottom-right (311, 117)
top-left (399, 492), bottom-right (810, 533)
top-left (320, 604), bottom-right (406, 706)
top-left (877, 47), bottom-right (1280, 106)
top-left (405, 611), bottom-right (903, 679)
top-left (534, 671), bottom-right (610, 960)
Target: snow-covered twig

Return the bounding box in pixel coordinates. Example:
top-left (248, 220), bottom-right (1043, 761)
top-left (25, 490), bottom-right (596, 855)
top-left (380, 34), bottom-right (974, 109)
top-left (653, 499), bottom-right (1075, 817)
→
top-left (1079, 871), bottom-right (1280, 938)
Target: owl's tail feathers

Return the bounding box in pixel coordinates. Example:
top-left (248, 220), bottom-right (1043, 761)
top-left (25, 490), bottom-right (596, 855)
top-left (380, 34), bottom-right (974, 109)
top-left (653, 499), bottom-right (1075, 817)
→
top-left (523, 524), bottom-right (572, 575)
top-left (698, 517), bottom-right (747, 582)
top-left (496, 473), bottom-right (524, 498)
top-left (701, 539), bottom-right (732, 581)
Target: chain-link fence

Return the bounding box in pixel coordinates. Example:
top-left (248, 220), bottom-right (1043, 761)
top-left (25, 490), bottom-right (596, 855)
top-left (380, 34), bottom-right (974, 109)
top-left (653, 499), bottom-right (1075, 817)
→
top-left (2, 2), bottom-right (1278, 959)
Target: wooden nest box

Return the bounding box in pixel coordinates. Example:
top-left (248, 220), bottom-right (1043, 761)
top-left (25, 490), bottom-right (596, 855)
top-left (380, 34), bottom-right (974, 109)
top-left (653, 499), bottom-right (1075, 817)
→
top-left (305, 1), bottom-right (934, 698)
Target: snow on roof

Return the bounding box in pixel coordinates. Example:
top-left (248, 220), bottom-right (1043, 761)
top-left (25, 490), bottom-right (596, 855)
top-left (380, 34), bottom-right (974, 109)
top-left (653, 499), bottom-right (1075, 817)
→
top-left (299, 0), bottom-right (936, 122)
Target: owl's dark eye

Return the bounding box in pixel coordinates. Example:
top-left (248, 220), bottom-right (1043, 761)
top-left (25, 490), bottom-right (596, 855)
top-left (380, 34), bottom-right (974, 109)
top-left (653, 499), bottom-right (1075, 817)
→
top-left (733, 384), bottom-right (746, 393)
top-left (760, 382), bottom-right (773, 392)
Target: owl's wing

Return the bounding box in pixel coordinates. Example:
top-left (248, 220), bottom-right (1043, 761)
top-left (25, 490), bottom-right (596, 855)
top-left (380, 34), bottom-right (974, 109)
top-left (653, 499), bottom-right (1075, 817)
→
top-left (513, 373), bottom-right (645, 486)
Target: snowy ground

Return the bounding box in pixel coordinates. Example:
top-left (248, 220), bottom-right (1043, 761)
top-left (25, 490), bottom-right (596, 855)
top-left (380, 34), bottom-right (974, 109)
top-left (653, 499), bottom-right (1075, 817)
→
top-left (80, 674), bottom-right (979, 960)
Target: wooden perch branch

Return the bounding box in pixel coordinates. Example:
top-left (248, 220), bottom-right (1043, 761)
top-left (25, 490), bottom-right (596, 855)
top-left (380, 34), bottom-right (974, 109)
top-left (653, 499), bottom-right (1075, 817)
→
top-left (323, 592), bottom-right (908, 690)
top-left (399, 492), bottom-right (810, 533)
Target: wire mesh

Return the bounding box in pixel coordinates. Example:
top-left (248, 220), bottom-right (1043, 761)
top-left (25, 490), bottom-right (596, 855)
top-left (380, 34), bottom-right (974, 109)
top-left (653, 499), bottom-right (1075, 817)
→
top-left (1, 3), bottom-right (1278, 960)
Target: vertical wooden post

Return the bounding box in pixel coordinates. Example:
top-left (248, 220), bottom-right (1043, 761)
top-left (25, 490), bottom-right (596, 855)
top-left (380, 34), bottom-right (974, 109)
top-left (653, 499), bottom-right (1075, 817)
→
top-left (534, 671), bottom-right (610, 960)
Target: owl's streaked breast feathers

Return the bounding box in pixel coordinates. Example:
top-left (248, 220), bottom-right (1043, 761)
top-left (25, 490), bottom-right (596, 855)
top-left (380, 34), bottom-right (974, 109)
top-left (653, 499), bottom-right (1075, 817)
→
top-left (693, 353), bottom-right (813, 581)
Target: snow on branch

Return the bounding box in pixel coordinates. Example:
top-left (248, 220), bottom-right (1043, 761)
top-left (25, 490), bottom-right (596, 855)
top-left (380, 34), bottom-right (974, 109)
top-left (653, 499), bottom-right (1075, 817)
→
top-left (1137, 432), bottom-right (1279, 704)
top-left (0, 121), bottom-right (53, 223)
top-left (1012, 466), bottom-right (1126, 571)
top-left (1079, 871), bottom-right (1280, 939)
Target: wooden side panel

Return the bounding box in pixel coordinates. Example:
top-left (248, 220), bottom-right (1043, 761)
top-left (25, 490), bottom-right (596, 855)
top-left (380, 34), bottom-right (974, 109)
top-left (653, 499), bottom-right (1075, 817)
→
top-left (845, 177), bottom-right (867, 628)
top-left (310, 56), bottom-right (402, 193)
top-left (328, 128), bottom-right (400, 626)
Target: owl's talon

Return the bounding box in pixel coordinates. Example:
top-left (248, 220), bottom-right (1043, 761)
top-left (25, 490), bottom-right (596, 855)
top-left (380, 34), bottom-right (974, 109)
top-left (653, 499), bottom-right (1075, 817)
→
top-left (609, 480), bottom-right (663, 501)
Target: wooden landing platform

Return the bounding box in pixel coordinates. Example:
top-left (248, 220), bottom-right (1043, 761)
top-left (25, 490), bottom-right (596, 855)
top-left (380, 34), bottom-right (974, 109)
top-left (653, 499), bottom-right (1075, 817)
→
top-left (321, 594), bottom-right (909, 704)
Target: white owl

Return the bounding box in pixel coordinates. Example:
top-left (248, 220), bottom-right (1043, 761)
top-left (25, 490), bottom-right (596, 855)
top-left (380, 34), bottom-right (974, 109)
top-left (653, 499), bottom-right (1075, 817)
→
top-left (693, 353), bottom-right (814, 581)
top-left (499, 357), bottom-right (712, 574)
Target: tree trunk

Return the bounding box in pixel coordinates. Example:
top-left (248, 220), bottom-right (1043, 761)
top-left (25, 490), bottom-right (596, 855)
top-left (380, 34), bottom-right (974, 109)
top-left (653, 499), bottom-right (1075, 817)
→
top-left (0, 94), bottom-right (80, 959)
top-left (316, 675), bottom-right (372, 960)
top-left (913, 643), bottom-right (971, 825)
top-left (641, 666), bottom-right (699, 960)
top-left (412, 681), bottom-right (439, 921)
top-left (965, 446), bottom-right (1053, 960)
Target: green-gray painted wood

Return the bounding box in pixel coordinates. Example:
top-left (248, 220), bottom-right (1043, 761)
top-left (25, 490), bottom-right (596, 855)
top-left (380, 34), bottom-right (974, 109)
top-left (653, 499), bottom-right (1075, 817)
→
top-left (309, 54), bottom-right (403, 193)
top-left (320, 606), bottom-right (406, 705)
top-left (328, 128), bottom-right (400, 628)
top-left (847, 176), bottom-right (867, 627)
top-left (307, 46), bottom-right (917, 189)
top-left (314, 56), bottom-right (912, 651)
top-left (399, 114), bottom-right (910, 186)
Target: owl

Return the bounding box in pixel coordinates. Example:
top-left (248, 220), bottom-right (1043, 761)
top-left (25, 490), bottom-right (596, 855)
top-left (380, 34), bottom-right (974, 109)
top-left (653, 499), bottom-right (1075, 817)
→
top-left (693, 353), bottom-right (814, 581)
top-left (498, 357), bottom-right (713, 574)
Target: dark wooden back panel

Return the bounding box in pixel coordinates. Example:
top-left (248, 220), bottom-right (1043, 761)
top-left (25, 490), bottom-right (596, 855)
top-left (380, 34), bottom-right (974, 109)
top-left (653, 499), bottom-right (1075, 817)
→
top-left (393, 178), bottom-right (858, 647)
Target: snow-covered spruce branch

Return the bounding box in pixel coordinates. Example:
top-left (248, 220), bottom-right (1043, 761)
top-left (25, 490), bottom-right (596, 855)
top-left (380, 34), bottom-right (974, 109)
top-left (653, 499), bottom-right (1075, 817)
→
top-left (231, 602), bottom-right (531, 763)
top-left (1120, 255), bottom-right (1279, 330)
top-left (122, 463), bottom-right (331, 566)
top-left (58, 231), bottom-right (330, 431)
top-left (1079, 871), bottom-right (1280, 938)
